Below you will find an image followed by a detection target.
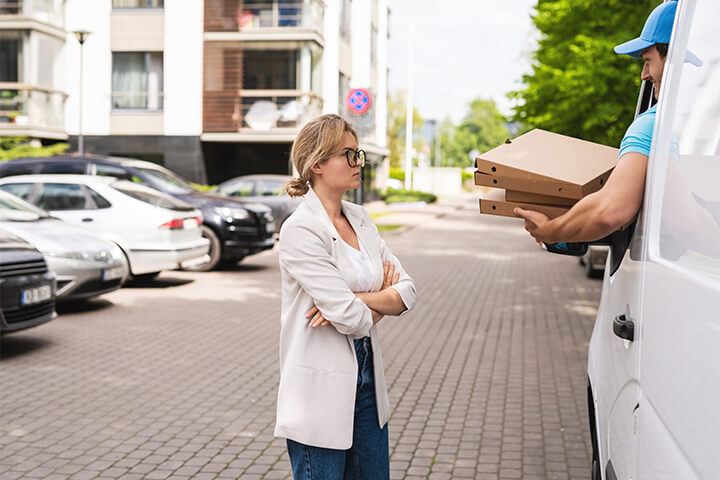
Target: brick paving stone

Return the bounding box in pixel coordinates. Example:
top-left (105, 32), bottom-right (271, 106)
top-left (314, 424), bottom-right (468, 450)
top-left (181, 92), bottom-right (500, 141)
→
top-left (0, 195), bottom-right (598, 480)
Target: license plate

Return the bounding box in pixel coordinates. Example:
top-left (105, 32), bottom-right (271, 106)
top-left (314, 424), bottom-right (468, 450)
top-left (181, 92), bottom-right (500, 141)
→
top-left (103, 266), bottom-right (124, 281)
top-left (21, 285), bottom-right (52, 305)
top-left (184, 218), bottom-right (199, 229)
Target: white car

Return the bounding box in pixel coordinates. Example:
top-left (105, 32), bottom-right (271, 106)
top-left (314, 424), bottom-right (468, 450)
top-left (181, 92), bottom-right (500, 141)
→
top-left (0, 189), bottom-right (129, 300)
top-left (0, 175), bottom-right (210, 278)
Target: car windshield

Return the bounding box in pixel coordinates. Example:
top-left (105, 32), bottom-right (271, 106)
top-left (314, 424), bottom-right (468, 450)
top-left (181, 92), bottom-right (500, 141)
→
top-left (111, 181), bottom-right (195, 211)
top-left (0, 190), bottom-right (49, 221)
top-left (136, 167), bottom-right (195, 194)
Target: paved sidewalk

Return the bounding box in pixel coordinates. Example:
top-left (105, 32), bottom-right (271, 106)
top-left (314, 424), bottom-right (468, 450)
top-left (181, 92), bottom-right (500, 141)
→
top-left (0, 194), bottom-right (600, 480)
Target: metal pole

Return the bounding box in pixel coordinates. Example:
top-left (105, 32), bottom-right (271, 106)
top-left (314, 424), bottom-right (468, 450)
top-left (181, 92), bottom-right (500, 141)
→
top-left (78, 42), bottom-right (84, 155)
top-left (404, 26), bottom-right (414, 191)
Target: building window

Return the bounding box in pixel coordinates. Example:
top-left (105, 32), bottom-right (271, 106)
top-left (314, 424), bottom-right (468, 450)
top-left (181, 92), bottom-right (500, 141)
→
top-left (243, 50), bottom-right (298, 89)
top-left (0, 32), bottom-right (20, 82)
top-left (112, 52), bottom-right (163, 110)
top-left (112, 0), bottom-right (164, 8)
top-left (339, 0), bottom-right (351, 40)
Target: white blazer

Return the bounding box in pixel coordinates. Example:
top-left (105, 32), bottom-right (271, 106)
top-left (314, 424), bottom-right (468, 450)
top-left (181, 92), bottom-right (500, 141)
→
top-left (274, 187), bottom-right (417, 449)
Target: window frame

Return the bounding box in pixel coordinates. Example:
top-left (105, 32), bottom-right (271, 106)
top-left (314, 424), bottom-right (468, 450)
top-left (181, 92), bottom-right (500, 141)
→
top-left (111, 51), bottom-right (164, 112)
top-left (111, 0), bottom-right (164, 10)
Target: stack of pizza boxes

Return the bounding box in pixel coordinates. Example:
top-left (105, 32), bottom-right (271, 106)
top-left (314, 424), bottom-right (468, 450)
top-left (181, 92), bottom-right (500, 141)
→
top-left (474, 129), bottom-right (619, 219)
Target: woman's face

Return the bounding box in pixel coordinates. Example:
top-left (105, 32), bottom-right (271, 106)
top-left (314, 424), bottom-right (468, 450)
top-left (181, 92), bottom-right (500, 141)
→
top-left (312, 131), bottom-right (362, 193)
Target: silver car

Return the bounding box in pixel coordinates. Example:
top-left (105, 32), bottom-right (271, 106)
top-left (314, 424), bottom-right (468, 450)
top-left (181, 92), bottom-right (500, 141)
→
top-left (213, 174), bottom-right (300, 232)
top-left (0, 190), bottom-right (128, 301)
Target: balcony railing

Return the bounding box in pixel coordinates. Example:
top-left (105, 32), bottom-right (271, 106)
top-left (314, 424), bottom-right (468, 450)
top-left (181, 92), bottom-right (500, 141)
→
top-left (203, 90), bottom-right (321, 132)
top-left (0, 83), bottom-right (66, 132)
top-left (0, 0), bottom-right (64, 28)
top-left (205, 0), bottom-right (323, 33)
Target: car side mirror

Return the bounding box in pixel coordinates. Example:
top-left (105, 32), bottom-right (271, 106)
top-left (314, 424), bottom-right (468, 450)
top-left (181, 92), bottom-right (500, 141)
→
top-left (544, 242), bottom-right (588, 256)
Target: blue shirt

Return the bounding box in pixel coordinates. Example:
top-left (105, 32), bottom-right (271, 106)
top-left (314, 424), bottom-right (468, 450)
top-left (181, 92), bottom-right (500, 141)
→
top-left (619, 104), bottom-right (657, 158)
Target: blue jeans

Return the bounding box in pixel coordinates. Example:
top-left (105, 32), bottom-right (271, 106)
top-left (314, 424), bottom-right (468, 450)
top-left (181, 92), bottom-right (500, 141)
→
top-left (286, 337), bottom-right (390, 480)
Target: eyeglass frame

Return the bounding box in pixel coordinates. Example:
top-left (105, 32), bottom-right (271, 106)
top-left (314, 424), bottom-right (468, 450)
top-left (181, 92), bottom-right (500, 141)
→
top-left (342, 148), bottom-right (366, 168)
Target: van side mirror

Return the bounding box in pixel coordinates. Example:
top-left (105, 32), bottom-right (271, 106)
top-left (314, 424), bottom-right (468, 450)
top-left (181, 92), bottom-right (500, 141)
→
top-left (544, 242), bottom-right (588, 256)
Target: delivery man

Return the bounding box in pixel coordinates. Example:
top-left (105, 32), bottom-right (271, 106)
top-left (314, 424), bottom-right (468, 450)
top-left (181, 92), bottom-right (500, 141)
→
top-left (514, 1), bottom-right (701, 244)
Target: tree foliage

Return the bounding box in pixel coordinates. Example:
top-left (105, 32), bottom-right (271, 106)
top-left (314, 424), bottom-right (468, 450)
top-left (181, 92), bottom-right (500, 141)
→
top-left (387, 90), bottom-right (424, 169)
top-left (0, 137), bottom-right (68, 161)
top-left (511, 0), bottom-right (659, 147)
top-left (440, 98), bottom-right (509, 167)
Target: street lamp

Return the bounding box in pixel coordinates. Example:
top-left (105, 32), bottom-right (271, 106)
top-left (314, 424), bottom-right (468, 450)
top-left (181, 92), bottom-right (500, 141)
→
top-left (73, 30), bottom-right (91, 155)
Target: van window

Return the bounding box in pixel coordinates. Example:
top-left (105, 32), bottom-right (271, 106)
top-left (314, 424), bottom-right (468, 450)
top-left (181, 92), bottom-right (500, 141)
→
top-left (220, 180), bottom-right (254, 197)
top-left (256, 179), bottom-right (284, 196)
top-left (87, 187), bottom-right (112, 209)
top-left (0, 163), bottom-right (36, 176)
top-left (36, 183), bottom-right (88, 211)
top-left (0, 183), bottom-right (34, 201)
top-left (651, 1), bottom-right (720, 280)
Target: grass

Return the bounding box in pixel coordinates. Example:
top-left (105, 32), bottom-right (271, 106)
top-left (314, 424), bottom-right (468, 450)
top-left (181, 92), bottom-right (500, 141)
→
top-left (369, 212), bottom-right (393, 220)
top-left (382, 188), bottom-right (437, 204)
top-left (377, 224), bottom-right (403, 232)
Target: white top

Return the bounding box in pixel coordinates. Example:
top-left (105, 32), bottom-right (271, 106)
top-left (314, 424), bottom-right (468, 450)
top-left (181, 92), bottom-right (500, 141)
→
top-left (340, 237), bottom-right (375, 293)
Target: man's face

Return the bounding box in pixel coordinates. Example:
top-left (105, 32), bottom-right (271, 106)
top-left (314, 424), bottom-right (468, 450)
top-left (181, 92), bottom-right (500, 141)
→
top-left (641, 46), bottom-right (666, 99)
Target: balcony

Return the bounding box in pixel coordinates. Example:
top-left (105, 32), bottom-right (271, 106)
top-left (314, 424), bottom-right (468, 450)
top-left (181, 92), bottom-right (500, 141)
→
top-left (202, 90), bottom-right (322, 141)
top-left (0, 0), bottom-right (64, 33)
top-left (0, 83), bottom-right (67, 139)
top-left (204, 0), bottom-right (324, 46)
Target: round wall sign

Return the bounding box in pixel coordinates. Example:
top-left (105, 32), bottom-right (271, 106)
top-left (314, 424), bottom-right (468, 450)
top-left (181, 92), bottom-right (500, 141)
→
top-left (346, 88), bottom-right (372, 115)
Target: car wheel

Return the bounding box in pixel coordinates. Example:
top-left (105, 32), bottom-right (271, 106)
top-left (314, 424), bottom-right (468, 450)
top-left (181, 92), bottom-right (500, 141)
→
top-left (183, 225), bottom-right (222, 272)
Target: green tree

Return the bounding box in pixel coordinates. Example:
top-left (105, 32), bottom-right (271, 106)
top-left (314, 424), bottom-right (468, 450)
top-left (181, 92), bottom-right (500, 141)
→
top-left (0, 137), bottom-right (68, 161)
top-left (511, 0), bottom-right (659, 147)
top-left (387, 90), bottom-right (424, 169)
top-left (441, 98), bottom-right (509, 167)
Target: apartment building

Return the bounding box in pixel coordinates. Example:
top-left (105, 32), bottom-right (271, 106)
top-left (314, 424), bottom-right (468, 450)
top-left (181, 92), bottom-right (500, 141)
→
top-left (0, 0), bottom-right (390, 192)
top-left (0, 0), bottom-right (67, 141)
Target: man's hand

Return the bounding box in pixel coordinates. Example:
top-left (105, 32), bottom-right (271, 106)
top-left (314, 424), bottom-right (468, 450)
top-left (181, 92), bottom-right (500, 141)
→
top-left (514, 207), bottom-right (551, 243)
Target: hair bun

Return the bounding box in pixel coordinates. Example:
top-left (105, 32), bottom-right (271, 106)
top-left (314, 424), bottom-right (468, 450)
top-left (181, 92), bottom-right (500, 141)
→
top-left (284, 178), bottom-right (309, 197)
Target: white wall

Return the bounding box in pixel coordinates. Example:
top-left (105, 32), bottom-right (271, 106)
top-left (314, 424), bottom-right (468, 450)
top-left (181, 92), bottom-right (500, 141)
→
top-left (164, 0), bottom-right (203, 135)
top-left (64, 0), bottom-right (112, 136)
top-left (375, 0), bottom-right (388, 149)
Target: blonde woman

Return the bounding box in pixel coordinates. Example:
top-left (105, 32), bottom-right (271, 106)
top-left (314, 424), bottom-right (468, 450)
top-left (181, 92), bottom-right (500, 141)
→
top-left (275, 114), bottom-right (416, 479)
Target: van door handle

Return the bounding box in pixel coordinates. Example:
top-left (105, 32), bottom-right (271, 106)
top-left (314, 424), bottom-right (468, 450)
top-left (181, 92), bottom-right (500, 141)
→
top-left (613, 314), bottom-right (635, 342)
top-left (81, 218), bottom-right (93, 222)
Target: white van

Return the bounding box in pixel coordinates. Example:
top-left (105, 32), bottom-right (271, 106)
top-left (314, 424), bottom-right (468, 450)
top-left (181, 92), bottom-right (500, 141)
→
top-left (548, 1), bottom-right (720, 478)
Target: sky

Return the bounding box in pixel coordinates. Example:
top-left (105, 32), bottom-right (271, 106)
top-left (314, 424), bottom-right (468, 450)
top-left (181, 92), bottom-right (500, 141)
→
top-left (387, 0), bottom-right (538, 123)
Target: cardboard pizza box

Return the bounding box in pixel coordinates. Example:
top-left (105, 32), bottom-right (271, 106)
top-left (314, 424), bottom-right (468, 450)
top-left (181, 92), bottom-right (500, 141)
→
top-left (479, 189), bottom-right (570, 220)
top-left (504, 190), bottom-right (577, 207)
top-left (474, 129), bottom-right (619, 199)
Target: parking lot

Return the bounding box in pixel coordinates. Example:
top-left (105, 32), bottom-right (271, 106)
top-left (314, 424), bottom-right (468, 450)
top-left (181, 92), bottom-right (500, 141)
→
top-left (0, 196), bottom-right (601, 480)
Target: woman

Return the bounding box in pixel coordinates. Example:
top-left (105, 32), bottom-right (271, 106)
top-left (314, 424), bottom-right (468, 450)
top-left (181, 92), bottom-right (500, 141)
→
top-left (275, 114), bottom-right (416, 479)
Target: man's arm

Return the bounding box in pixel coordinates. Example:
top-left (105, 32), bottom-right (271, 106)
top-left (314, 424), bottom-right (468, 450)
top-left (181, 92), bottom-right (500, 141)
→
top-left (514, 152), bottom-right (648, 244)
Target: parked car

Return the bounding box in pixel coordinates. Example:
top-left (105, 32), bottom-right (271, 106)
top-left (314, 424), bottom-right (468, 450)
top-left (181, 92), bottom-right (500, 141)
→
top-left (544, 2), bottom-right (720, 477)
top-left (0, 227), bottom-right (56, 334)
top-left (0, 175), bottom-right (209, 279)
top-left (213, 174), bottom-right (300, 231)
top-left (0, 156), bottom-right (276, 271)
top-left (0, 189), bottom-right (128, 301)
top-left (578, 245), bottom-right (609, 278)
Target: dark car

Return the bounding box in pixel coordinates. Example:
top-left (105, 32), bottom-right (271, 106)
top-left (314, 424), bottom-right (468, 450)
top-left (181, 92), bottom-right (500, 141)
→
top-left (0, 227), bottom-right (56, 334)
top-left (213, 174), bottom-right (301, 232)
top-left (0, 156), bottom-right (276, 271)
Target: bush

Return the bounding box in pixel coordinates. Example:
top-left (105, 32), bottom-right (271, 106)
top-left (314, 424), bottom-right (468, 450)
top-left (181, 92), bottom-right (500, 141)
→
top-left (389, 167), bottom-right (405, 181)
top-left (0, 137), bottom-right (69, 161)
top-left (382, 188), bottom-right (437, 204)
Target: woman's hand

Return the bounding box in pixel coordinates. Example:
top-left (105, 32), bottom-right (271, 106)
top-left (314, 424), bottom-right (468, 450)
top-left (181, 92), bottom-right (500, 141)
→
top-left (381, 261), bottom-right (400, 290)
top-left (306, 305), bottom-right (329, 328)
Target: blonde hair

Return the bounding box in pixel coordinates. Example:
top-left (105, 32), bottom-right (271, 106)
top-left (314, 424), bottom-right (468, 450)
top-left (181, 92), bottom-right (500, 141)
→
top-left (283, 114), bottom-right (358, 197)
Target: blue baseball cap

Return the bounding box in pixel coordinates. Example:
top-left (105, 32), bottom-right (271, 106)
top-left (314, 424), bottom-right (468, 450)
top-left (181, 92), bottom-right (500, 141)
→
top-left (614, 1), bottom-right (702, 66)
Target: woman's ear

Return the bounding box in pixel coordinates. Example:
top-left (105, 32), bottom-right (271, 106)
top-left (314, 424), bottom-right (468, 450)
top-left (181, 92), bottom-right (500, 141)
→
top-left (310, 162), bottom-right (323, 176)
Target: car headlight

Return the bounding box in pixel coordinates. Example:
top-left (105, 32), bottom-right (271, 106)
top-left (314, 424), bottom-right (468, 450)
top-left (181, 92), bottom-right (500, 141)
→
top-left (215, 206), bottom-right (250, 221)
top-left (45, 251), bottom-right (112, 261)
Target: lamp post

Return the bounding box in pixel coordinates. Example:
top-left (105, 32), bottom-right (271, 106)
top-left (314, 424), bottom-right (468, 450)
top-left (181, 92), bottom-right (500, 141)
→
top-left (73, 30), bottom-right (91, 155)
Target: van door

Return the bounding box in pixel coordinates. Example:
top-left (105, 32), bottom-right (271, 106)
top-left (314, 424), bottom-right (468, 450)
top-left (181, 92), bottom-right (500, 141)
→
top-left (634, 1), bottom-right (720, 477)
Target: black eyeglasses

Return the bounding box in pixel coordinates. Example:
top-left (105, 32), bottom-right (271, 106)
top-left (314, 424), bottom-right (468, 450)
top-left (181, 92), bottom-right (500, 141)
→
top-left (343, 148), bottom-right (366, 168)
